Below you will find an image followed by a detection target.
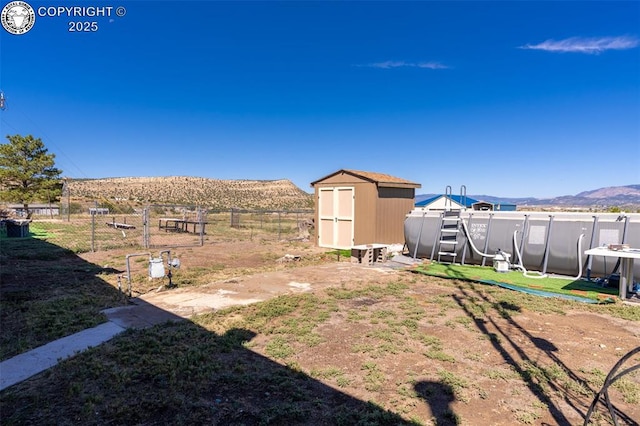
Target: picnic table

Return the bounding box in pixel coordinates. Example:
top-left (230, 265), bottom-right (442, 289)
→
top-left (158, 218), bottom-right (207, 234)
top-left (585, 246), bottom-right (640, 300)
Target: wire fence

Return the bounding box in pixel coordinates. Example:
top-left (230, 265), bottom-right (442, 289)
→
top-left (226, 208), bottom-right (315, 242)
top-left (16, 205), bottom-right (315, 252)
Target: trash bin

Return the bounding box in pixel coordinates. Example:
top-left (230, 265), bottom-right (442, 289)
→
top-left (6, 220), bottom-right (30, 238)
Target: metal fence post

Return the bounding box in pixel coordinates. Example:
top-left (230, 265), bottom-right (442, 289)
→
top-left (541, 215), bottom-right (554, 275)
top-left (143, 207), bottom-right (150, 249)
top-left (278, 211), bottom-right (282, 240)
top-left (66, 179), bottom-right (70, 222)
top-left (230, 208), bottom-right (239, 228)
top-left (586, 215), bottom-right (599, 280)
top-left (91, 200), bottom-right (97, 252)
top-left (199, 208), bottom-right (205, 246)
top-left (481, 213), bottom-right (494, 267)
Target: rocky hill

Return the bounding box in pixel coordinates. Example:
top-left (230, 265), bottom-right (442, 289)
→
top-left (67, 177), bottom-right (314, 210)
top-left (575, 184), bottom-right (640, 200)
top-left (502, 185), bottom-right (640, 209)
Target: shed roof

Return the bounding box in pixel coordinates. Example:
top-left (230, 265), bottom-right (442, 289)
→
top-left (311, 169), bottom-right (421, 189)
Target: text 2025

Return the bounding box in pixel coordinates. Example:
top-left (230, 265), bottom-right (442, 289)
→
top-left (68, 21), bottom-right (98, 32)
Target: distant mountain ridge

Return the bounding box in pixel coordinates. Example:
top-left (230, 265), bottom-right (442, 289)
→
top-left (66, 179), bottom-right (639, 210)
top-left (416, 184), bottom-right (640, 208)
top-left (67, 177), bottom-right (314, 210)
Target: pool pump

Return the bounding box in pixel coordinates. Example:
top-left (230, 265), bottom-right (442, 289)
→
top-left (493, 250), bottom-right (511, 273)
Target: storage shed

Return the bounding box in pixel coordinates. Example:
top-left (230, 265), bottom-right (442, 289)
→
top-left (310, 169), bottom-right (421, 249)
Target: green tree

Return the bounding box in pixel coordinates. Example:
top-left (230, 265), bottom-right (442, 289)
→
top-left (0, 135), bottom-right (63, 218)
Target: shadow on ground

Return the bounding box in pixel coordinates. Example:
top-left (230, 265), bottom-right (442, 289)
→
top-left (452, 281), bottom-right (637, 426)
top-left (1, 237), bottom-right (458, 424)
top-left (0, 235), bottom-right (127, 360)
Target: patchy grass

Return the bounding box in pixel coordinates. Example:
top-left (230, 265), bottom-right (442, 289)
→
top-left (2, 238), bottom-right (639, 425)
top-left (414, 262), bottom-right (619, 302)
top-left (26, 221), bottom-right (144, 253)
top-left (5, 271), bottom-right (638, 425)
top-left (0, 238), bottom-right (125, 361)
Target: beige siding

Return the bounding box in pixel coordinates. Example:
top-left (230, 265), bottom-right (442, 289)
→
top-left (312, 170), bottom-right (419, 247)
top-left (313, 178), bottom-right (378, 247)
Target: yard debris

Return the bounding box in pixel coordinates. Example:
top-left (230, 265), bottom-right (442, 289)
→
top-left (297, 219), bottom-right (314, 239)
top-left (386, 243), bottom-right (405, 257)
top-left (276, 254), bottom-right (302, 263)
top-left (288, 282), bottom-right (311, 291)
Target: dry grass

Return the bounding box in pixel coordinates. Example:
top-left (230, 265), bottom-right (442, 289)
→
top-left (2, 237), bottom-right (639, 425)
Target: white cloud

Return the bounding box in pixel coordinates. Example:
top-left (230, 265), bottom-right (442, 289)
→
top-left (416, 61), bottom-right (449, 69)
top-left (360, 60), bottom-right (449, 69)
top-left (520, 36), bottom-right (639, 54)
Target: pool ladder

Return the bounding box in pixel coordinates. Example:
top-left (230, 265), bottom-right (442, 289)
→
top-left (436, 185), bottom-right (466, 264)
top-left (437, 210), bottom-right (461, 263)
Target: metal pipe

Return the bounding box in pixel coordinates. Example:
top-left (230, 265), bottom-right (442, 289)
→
top-left (444, 185), bottom-right (452, 210)
top-left (125, 252), bottom-right (151, 297)
top-left (158, 249), bottom-right (176, 288)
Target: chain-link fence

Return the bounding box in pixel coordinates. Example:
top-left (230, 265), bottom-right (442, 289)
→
top-left (18, 205), bottom-right (314, 252)
top-left (145, 204), bottom-right (208, 248)
top-left (225, 208), bottom-right (315, 242)
top-left (27, 208), bottom-right (145, 252)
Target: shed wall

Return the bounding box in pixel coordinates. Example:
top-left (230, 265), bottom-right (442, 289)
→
top-left (376, 187), bottom-right (416, 243)
top-left (353, 182), bottom-right (377, 246)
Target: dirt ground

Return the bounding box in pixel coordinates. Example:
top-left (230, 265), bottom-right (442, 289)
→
top-left (74, 240), bottom-right (640, 424)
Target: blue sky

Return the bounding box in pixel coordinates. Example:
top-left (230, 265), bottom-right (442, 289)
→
top-left (1, 1), bottom-right (638, 198)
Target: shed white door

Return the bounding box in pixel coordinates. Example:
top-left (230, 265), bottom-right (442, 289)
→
top-left (318, 186), bottom-right (355, 249)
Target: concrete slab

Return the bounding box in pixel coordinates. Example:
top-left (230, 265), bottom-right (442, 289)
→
top-left (0, 322), bottom-right (125, 391)
top-left (137, 262), bottom-right (396, 318)
top-left (390, 254), bottom-right (423, 266)
top-left (139, 290), bottom-right (264, 318)
top-left (102, 299), bottom-right (185, 329)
